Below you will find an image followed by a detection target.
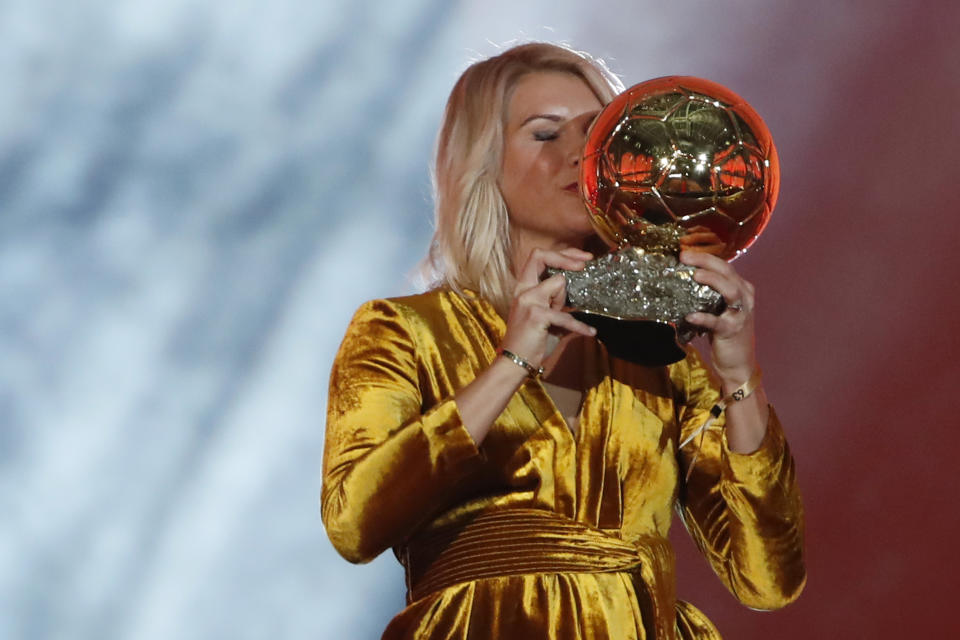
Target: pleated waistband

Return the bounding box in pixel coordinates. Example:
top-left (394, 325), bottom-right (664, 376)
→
top-left (401, 509), bottom-right (670, 603)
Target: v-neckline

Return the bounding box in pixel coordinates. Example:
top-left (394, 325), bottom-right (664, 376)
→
top-left (532, 335), bottom-right (608, 444)
top-left (540, 380), bottom-right (585, 436)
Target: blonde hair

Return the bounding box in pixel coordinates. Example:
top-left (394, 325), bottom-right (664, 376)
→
top-left (425, 42), bottom-right (623, 314)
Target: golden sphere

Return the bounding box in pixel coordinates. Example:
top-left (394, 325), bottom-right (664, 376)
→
top-left (581, 76), bottom-right (779, 260)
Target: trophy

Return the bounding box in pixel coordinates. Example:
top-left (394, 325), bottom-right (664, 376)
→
top-left (553, 76), bottom-right (779, 366)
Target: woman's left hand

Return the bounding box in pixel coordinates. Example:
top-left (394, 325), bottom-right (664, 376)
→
top-left (680, 250), bottom-right (758, 388)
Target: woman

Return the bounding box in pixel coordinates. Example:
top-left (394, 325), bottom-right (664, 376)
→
top-left (322, 43), bottom-right (805, 639)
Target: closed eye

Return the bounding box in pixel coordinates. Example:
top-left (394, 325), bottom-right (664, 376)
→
top-left (533, 130), bottom-right (559, 141)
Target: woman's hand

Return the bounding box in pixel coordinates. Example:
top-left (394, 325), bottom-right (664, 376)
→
top-left (454, 247), bottom-right (595, 446)
top-left (500, 247), bottom-right (597, 369)
top-left (680, 250), bottom-right (769, 452)
top-left (680, 250), bottom-right (758, 388)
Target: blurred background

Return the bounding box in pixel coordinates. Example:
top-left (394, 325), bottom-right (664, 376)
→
top-left (2, 0), bottom-right (958, 638)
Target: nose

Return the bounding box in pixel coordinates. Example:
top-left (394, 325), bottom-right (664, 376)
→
top-left (567, 113), bottom-right (594, 166)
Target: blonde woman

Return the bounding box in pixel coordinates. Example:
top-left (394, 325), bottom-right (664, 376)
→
top-left (322, 43), bottom-right (805, 639)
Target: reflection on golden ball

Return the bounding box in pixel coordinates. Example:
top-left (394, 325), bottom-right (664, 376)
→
top-left (581, 76), bottom-right (779, 260)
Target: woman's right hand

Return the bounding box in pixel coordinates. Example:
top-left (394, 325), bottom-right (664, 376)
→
top-left (499, 247), bottom-right (597, 368)
top-left (455, 247), bottom-right (596, 445)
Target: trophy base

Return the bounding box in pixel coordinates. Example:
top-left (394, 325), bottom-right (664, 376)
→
top-left (550, 247), bottom-right (725, 366)
top-left (574, 312), bottom-right (689, 366)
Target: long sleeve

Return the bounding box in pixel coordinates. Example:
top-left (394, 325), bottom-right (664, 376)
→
top-left (672, 350), bottom-right (806, 610)
top-left (321, 299), bottom-right (484, 564)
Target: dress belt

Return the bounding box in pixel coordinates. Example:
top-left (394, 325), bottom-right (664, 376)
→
top-left (400, 508), bottom-right (679, 639)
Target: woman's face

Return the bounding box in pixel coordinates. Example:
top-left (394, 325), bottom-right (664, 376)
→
top-left (499, 71), bottom-right (602, 247)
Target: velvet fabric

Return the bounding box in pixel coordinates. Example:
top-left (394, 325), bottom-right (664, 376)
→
top-left (322, 289), bottom-right (805, 639)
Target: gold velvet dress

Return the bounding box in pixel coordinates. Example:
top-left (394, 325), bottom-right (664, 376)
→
top-left (322, 289), bottom-right (805, 639)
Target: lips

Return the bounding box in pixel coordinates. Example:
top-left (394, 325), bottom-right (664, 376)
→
top-left (563, 182), bottom-right (579, 193)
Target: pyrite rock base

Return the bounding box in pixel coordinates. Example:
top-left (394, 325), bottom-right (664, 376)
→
top-left (549, 247), bottom-right (726, 366)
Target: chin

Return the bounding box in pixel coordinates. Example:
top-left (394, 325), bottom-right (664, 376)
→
top-left (563, 214), bottom-right (597, 240)
top-left (551, 204), bottom-right (593, 236)
top-left (552, 224), bottom-right (596, 245)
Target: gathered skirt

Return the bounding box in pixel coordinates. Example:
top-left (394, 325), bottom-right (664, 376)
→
top-left (383, 572), bottom-right (721, 640)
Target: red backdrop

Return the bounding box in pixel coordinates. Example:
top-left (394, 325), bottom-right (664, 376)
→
top-left (659, 5), bottom-right (960, 635)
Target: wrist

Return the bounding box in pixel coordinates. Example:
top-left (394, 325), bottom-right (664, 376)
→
top-left (496, 347), bottom-right (544, 378)
top-left (718, 368), bottom-right (763, 406)
top-left (717, 365), bottom-right (758, 394)
top-left (490, 353), bottom-right (532, 386)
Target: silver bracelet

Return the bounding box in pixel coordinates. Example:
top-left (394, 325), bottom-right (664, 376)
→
top-left (496, 348), bottom-right (544, 378)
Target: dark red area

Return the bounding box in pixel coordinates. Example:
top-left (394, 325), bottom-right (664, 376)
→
top-left (664, 5), bottom-right (960, 635)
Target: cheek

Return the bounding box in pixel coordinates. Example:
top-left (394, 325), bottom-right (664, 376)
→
top-left (502, 140), bottom-right (533, 178)
top-left (500, 142), bottom-right (567, 221)
top-left (500, 146), bottom-right (537, 204)
top-left (497, 167), bottom-right (524, 212)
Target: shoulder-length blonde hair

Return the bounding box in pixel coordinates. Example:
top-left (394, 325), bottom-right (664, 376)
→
top-left (425, 42), bottom-right (623, 315)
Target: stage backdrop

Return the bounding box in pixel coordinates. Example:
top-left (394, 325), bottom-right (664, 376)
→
top-left (2, 0), bottom-right (958, 638)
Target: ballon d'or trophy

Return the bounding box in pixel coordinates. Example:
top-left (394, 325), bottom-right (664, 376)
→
top-left (551, 76), bottom-right (779, 366)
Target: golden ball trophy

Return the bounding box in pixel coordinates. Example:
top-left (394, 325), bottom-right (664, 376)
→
top-left (553, 76), bottom-right (779, 365)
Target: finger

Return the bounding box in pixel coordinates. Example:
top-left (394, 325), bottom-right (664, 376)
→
top-left (680, 250), bottom-right (748, 304)
top-left (558, 247), bottom-right (594, 260)
top-left (685, 311), bottom-right (746, 338)
top-left (543, 248), bottom-right (593, 268)
top-left (684, 311), bottom-right (721, 332)
top-left (679, 250), bottom-right (737, 278)
top-left (518, 248), bottom-right (593, 289)
top-left (690, 269), bottom-right (744, 307)
top-left (728, 279), bottom-right (755, 313)
top-left (518, 272), bottom-right (566, 307)
top-left (726, 285), bottom-right (755, 314)
top-left (544, 309), bottom-right (597, 337)
top-left (549, 277), bottom-right (567, 311)
top-left (679, 231), bottom-right (719, 244)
